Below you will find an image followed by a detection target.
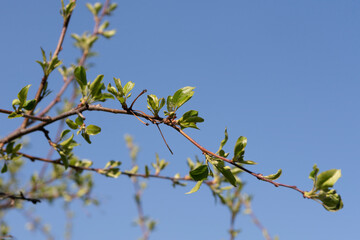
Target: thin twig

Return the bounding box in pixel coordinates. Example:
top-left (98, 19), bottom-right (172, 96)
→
top-left (171, 124), bottom-right (308, 197)
top-left (21, 2), bottom-right (75, 129)
top-left (244, 199), bottom-right (273, 240)
top-left (130, 89), bottom-right (147, 110)
top-left (0, 109), bottom-right (52, 122)
top-left (17, 151), bottom-right (193, 183)
top-left (35, 0), bottom-right (111, 119)
top-left (129, 110), bottom-right (149, 126)
top-left (156, 123), bottom-right (173, 154)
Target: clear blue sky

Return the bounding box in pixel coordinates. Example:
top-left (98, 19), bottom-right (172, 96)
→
top-left (0, 1), bottom-right (359, 239)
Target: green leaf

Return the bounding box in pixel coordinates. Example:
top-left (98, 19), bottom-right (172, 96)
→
top-left (60, 129), bottom-right (71, 139)
top-left (113, 78), bottom-right (124, 95)
top-left (217, 128), bottom-right (228, 154)
top-left (99, 21), bottom-right (110, 32)
top-left (86, 3), bottom-right (96, 15)
top-left (13, 143), bottom-right (22, 153)
top-left (104, 160), bottom-right (121, 169)
top-left (123, 81), bottom-right (135, 97)
top-left (107, 84), bottom-right (118, 96)
top-left (59, 151), bottom-right (69, 169)
top-left (263, 169), bottom-right (282, 180)
top-left (18, 85), bottom-right (31, 106)
top-left (309, 164), bottom-right (319, 181)
top-left (74, 66), bottom-right (87, 90)
top-left (315, 169), bottom-right (341, 191)
top-left (102, 30), bottom-right (116, 38)
top-left (11, 99), bottom-right (20, 109)
top-left (108, 3), bottom-right (117, 12)
top-left (60, 133), bottom-right (74, 146)
top-left (145, 165), bottom-right (150, 177)
top-left (178, 110), bottom-right (204, 129)
top-left (148, 95), bottom-right (158, 108)
top-left (23, 99), bottom-right (36, 111)
top-left (1, 163), bottom-right (8, 173)
top-left (237, 160), bottom-right (257, 165)
top-left (209, 158), bottom-right (237, 187)
top-left (189, 164), bottom-right (208, 181)
top-left (316, 189), bottom-right (343, 211)
top-left (65, 118), bottom-right (78, 130)
top-left (94, 2), bottom-right (102, 15)
top-left (90, 74), bottom-right (104, 97)
top-left (172, 86), bottom-right (195, 109)
top-left (186, 180), bottom-right (203, 194)
top-left (75, 116), bottom-right (84, 126)
top-left (8, 112), bottom-right (22, 119)
top-left (85, 125), bottom-right (101, 135)
top-left (109, 3), bottom-right (117, 12)
top-left (81, 132), bottom-right (92, 144)
top-left (5, 142), bottom-right (14, 154)
top-left (233, 136), bottom-right (247, 161)
top-left (103, 168), bottom-right (121, 178)
top-left (40, 47), bottom-right (46, 62)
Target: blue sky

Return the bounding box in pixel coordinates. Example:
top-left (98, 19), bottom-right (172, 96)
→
top-left (0, 1), bottom-right (359, 239)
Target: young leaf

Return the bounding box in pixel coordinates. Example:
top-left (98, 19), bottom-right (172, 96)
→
top-left (237, 160), bottom-right (257, 165)
top-left (263, 169), bottom-right (282, 180)
top-left (60, 129), bottom-right (71, 139)
top-left (166, 96), bottom-right (175, 113)
top-left (189, 164), bottom-right (208, 181)
top-left (81, 132), bottom-right (92, 144)
top-left (8, 112), bottom-right (22, 119)
top-left (186, 180), bottom-right (203, 194)
top-left (90, 74), bottom-right (104, 97)
top-left (11, 99), bottom-right (20, 110)
top-left (233, 136), bottom-right (247, 161)
top-left (86, 3), bottom-right (96, 15)
top-left (172, 86), bottom-right (195, 109)
top-left (75, 116), bottom-right (84, 126)
top-left (309, 164), bottom-right (319, 181)
top-left (178, 110), bottom-right (204, 130)
top-left (102, 30), bottom-right (116, 38)
top-left (18, 85), bottom-right (31, 106)
top-left (217, 128), bottom-right (228, 154)
top-left (60, 133), bottom-right (74, 146)
top-left (316, 189), bottom-right (343, 211)
top-left (74, 66), bottom-right (87, 90)
top-left (145, 165), bottom-right (150, 177)
top-left (1, 163), bottom-right (8, 173)
top-left (85, 125), bottom-right (101, 135)
top-left (59, 151), bottom-right (69, 169)
top-left (315, 169), bottom-right (341, 191)
top-left (123, 81), bottom-right (135, 97)
top-left (65, 118), bottom-right (78, 130)
top-left (113, 78), bottom-right (124, 95)
top-left (208, 158), bottom-right (237, 187)
top-left (23, 99), bottom-right (36, 111)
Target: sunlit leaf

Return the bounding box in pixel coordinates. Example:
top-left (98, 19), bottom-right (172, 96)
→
top-left (186, 180), bottom-right (203, 194)
top-left (189, 164), bottom-right (208, 181)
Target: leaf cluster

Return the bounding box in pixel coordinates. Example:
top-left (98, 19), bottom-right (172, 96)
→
top-left (305, 164), bottom-right (343, 211)
top-left (107, 78), bottom-right (135, 109)
top-left (8, 85), bottom-right (36, 118)
top-left (74, 66), bottom-right (113, 104)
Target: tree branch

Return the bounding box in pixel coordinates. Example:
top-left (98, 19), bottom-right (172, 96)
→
top-left (0, 192), bottom-right (41, 205)
top-left (20, 1), bottom-right (75, 129)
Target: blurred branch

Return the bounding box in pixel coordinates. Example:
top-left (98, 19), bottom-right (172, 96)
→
top-left (0, 192), bottom-right (40, 205)
top-left (244, 199), bottom-right (274, 240)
